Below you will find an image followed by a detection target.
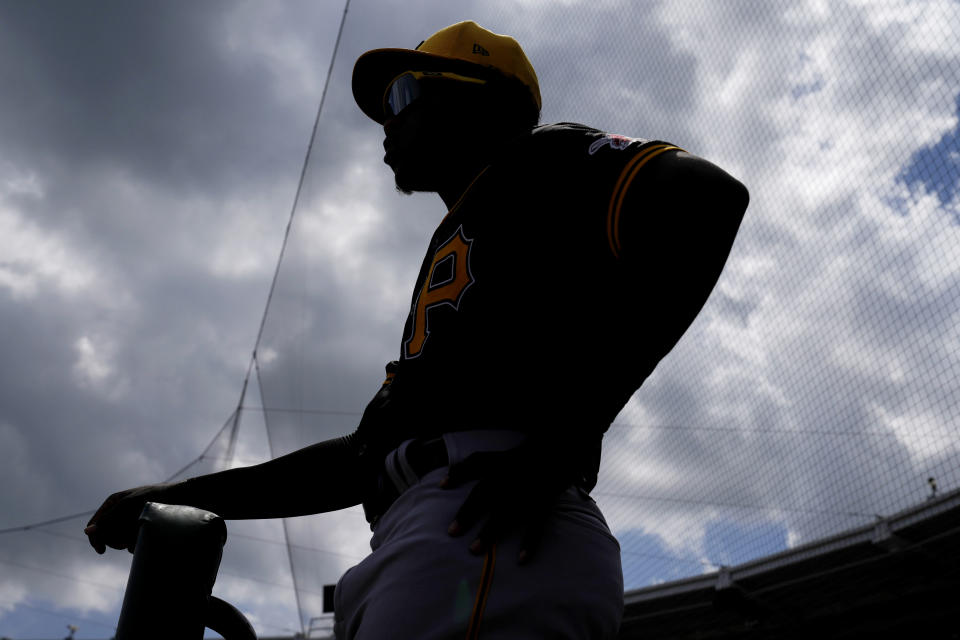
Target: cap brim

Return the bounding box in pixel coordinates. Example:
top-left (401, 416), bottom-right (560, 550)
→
top-left (352, 48), bottom-right (498, 124)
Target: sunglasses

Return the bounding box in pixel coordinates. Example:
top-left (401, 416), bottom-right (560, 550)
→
top-left (383, 71), bottom-right (488, 118)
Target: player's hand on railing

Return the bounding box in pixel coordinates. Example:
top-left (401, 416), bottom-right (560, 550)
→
top-left (440, 439), bottom-right (574, 565)
top-left (84, 483), bottom-right (178, 554)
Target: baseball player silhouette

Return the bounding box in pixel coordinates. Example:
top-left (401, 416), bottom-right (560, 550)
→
top-left (86, 21), bottom-right (749, 639)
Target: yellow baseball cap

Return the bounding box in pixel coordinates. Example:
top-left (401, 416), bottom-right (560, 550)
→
top-left (352, 21), bottom-right (541, 124)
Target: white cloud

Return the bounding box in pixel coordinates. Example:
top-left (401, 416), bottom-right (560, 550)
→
top-left (871, 402), bottom-right (958, 465)
top-left (0, 204), bottom-right (97, 300)
top-left (0, 421), bottom-right (30, 481)
top-left (1, 164), bottom-right (43, 199)
top-left (73, 336), bottom-right (112, 385)
top-left (71, 333), bottom-right (134, 402)
top-left (59, 560), bottom-right (128, 614)
top-left (113, 450), bottom-right (169, 487)
top-left (292, 150), bottom-right (421, 329)
top-left (204, 191), bottom-right (296, 280)
top-left (0, 580), bottom-right (28, 616)
top-left (217, 1), bottom-right (330, 108)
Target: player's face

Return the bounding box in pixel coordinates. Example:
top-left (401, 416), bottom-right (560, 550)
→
top-left (382, 79), bottom-right (490, 194)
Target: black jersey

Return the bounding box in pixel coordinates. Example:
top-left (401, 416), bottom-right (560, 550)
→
top-left (359, 122), bottom-right (687, 486)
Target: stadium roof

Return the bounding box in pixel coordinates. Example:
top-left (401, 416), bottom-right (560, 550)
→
top-left (619, 486), bottom-right (960, 638)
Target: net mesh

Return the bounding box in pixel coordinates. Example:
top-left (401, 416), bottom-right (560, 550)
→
top-left (252, 0), bottom-right (960, 630)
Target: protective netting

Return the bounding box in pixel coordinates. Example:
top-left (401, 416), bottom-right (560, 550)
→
top-left (253, 0), bottom-right (960, 631)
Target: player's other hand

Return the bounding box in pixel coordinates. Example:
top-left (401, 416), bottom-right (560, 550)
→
top-left (440, 438), bottom-right (575, 565)
top-left (84, 483), bottom-right (176, 554)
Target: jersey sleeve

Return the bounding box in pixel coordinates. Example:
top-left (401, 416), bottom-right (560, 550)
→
top-left (589, 127), bottom-right (749, 350)
top-left (531, 123), bottom-right (684, 261)
top-left (600, 140), bottom-right (684, 260)
top-left (578, 129), bottom-right (685, 261)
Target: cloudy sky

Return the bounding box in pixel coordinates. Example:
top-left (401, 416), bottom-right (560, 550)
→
top-left (2, 1), bottom-right (959, 637)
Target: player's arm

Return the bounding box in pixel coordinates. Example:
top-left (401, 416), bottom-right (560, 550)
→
top-left (173, 434), bottom-right (368, 518)
top-left (85, 434), bottom-right (368, 554)
top-left (86, 362), bottom-right (400, 554)
top-left (614, 148), bottom-right (749, 328)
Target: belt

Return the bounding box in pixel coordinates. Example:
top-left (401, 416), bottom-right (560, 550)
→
top-left (363, 436), bottom-right (449, 527)
top-left (404, 436), bottom-right (449, 477)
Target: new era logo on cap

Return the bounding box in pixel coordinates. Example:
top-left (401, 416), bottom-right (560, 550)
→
top-left (472, 43), bottom-right (490, 56)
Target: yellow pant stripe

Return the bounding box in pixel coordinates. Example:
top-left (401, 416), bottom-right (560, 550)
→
top-left (465, 544), bottom-right (497, 640)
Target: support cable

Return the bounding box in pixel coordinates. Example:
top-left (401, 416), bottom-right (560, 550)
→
top-left (250, 1), bottom-right (354, 635)
top-left (249, 0), bottom-right (351, 364)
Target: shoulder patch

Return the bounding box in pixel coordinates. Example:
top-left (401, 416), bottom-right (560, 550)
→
top-left (588, 134), bottom-right (648, 156)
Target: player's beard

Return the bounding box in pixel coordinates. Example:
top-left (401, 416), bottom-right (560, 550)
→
top-left (392, 170), bottom-right (420, 196)
top-left (385, 148), bottom-right (420, 195)
top-left (388, 152), bottom-right (450, 196)
top-left (386, 121), bottom-right (495, 198)
top-left (393, 170), bottom-right (416, 196)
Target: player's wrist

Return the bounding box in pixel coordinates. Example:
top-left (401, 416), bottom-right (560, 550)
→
top-left (152, 479), bottom-right (196, 509)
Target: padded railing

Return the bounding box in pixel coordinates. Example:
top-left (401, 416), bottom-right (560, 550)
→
top-left (115, 502), bottom-right (256, 640)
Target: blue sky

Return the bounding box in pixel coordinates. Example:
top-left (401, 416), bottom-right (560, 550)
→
top-left (900, 93), bottom-right (960, 212)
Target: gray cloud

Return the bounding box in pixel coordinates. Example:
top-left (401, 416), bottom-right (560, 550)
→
top-left (0, 1), bottom-right (318, 193)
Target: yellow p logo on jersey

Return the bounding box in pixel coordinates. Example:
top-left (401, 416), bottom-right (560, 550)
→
top-left (404, 226), bottom-right (475, 359)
